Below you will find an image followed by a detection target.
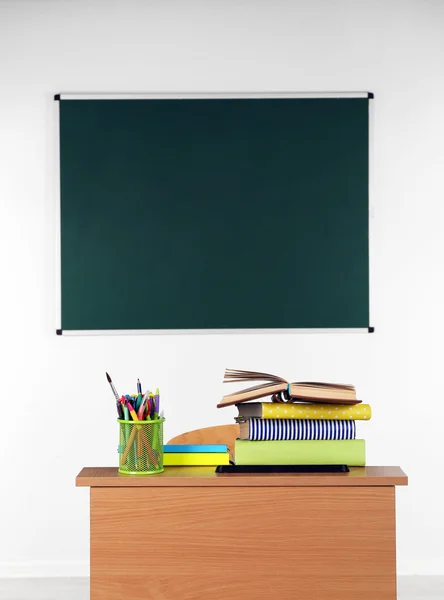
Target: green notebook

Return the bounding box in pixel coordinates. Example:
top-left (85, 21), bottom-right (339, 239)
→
top-left (235, 439), bottom-right (365, 466)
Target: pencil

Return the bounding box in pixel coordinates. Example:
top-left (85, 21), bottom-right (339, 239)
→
top-left (121, 427), bottom-right (138, 463)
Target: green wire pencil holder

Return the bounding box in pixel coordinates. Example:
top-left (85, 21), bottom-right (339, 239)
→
top-left (117, 418), bottom-right (165, 475)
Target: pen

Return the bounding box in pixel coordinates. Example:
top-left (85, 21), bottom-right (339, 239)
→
top-left (149, 392), bottom-right (155, 419)
top-left (116, 401), bottom-right (124, 419)
top-left (142, 391), bottom-right (151, 420)
top-left (145, 397), bottom-right (152, 421)
top-left (128, 400), bottom-right (144, 465)
top-left (137, 378), bottom-right (142, 394)
top-left (119, 397), bottom-right (129, 448)
top-left (154, 388), bottom-right (160, 420)
top-left (106, 372), bottom-right (120, 401)
top-left (137, 398), bottom-right (146, 421)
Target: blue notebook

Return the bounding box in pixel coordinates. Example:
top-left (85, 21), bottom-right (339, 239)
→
top-left (164, 444), bottom-right (228, 453)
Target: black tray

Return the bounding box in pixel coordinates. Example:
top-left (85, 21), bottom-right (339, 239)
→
top-left (215, 464), bottom-right (349, 474)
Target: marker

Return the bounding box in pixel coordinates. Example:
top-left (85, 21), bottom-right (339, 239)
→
top-left (127, 400), bottom-right (139, 422)
top-left (106, 372), bottom-right (119, 401)
top-left (121, 397), bottom-right (130, 422)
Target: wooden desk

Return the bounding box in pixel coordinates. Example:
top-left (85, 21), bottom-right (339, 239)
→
top-left (77, 466), bottom-right (407, 600)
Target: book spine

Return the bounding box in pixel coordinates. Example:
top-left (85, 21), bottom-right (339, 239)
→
top-left (235, 439), bottom-right (366, 466)
top-left (163, 452), bottom-right (230, 466)
top-left (248, 419), bottom-right (356, 441)
top-left (261, 403), bottom-right (371, 420)
top-left (164, 444), bottom-right (228, 453)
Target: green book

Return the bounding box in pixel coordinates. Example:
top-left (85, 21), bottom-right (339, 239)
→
top-left (235, 439), bottom-right (365, 466)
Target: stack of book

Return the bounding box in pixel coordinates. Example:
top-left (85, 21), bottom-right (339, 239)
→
top-left (163, 444), bottom-right (230, 466)
top-left (218, 369), bottom-right (371, 467)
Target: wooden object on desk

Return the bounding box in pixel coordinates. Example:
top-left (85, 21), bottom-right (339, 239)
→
top-left (77, 466), bottom-right (407, 600)
top-left (167, 423), bottom-right (239, 458)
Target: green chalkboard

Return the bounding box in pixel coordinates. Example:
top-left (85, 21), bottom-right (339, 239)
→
top-left (58, 96), bottom-right (370, 331)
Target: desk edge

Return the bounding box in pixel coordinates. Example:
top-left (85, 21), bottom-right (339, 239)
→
top-left (76, 466), bottom-right (408, 488)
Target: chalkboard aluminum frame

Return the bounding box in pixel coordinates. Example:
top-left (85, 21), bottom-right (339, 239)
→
top-left (55, 91), bottom-right (374, 335)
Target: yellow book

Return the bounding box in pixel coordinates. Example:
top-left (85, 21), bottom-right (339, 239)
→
top-left (236, 402), bottom-right (372, 421)
top-left (163, 452), bottom-right (230, 466)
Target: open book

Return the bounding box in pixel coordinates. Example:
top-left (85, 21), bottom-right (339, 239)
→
top-left (217, 369), bottom-right (360, 409)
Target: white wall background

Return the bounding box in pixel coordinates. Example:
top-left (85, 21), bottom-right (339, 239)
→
top-left (0, 0), bottom-right (443, 577)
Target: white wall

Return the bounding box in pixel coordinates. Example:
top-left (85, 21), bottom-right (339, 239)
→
top-left (1, 0), bottom-right (443, 577)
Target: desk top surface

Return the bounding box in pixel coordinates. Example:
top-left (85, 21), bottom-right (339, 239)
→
top-left (76, 466), bottom-right (407, 487)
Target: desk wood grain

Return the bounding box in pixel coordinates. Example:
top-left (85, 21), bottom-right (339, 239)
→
top-left (77, 465), bottom-right (407, 487)
top-left (91, 485), bottom-right (397, 600)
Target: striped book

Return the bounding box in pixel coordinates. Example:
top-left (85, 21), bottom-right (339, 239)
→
top-left (239, 418), bottom-right (356, 441)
